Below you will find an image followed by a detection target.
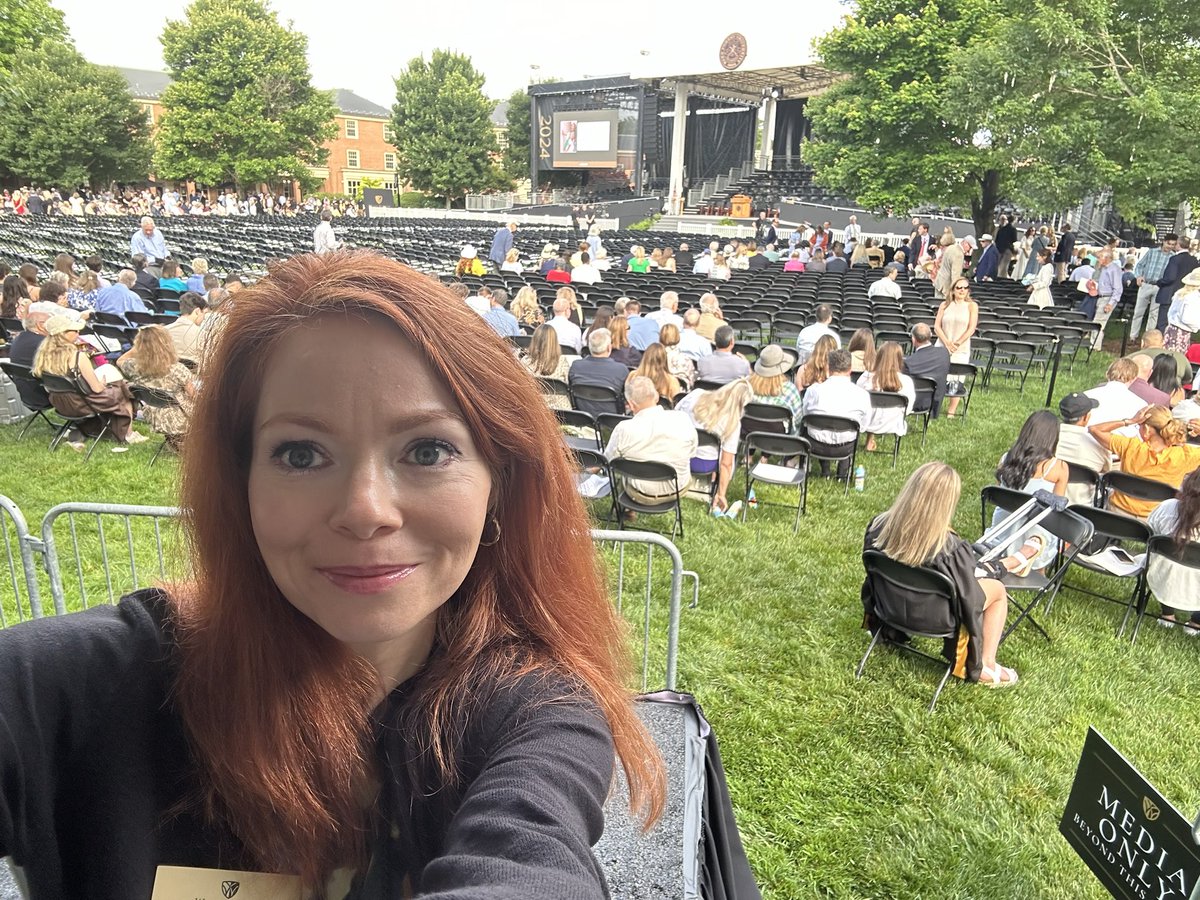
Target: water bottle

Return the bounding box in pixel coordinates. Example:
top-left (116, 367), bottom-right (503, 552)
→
top-left (747, 488), bottom-right (758, 510)
top-left (854, 465), bottom-right (866, 492)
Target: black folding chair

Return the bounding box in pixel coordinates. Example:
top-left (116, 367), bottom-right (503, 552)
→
top-left (554, 408), bottom-right (601, 452)
top-left (691, 429), bottom-right (723, 508)
top-left (0, 361), bottom-right (60, 441)
top-left (866, 392), bottom-right (907, 468)
top-left (907, 375), bottom-right (935, 446)
top-left (1058, 505), bottom-right (1151, 633)
top-left (740, 401), bottom-right (794, 437)
top-left (1128, 535), bottom-right (1200, 643)
top-left (946, 362), bottom-right (977, 420)
top-left (127, 384), bottom-right (181, 466)
top-left (799, 413), bottom-right (860, 494)
top-left (39, 373), bottom-right (116, 460)
top-left (608, 458), bottom-right (685, 540)
top-left (535, 377), bottom-right (572, 407)
top-left (741, 432), bottom-right (810, 531)
top-left (1098, 471), bottom-right (1179, 515)
top-left (569, 382), bottom-right (624, 416)
top-left (571, 447), bottom-right (616, 525)
top-left (1064, 461), bottom-right (1102, 507)
top-left (857, 550), bottom-right (962, 711)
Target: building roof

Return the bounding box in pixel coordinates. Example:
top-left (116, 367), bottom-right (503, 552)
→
top-left (491, 100), bottom-right (509, 128)
top-left (115, 68), bottom-right (392, 118)
top-left (330, 89), bottom-right (391, 119)
top-left (118, 67), bottom-right (173, 101)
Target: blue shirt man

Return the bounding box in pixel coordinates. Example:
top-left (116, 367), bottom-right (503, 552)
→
top-left (489, 223), bottom-right (516, 268)
top-left (483, 297), bottom-right (521, 338)
top-left (130, 217), bottom-right (167, 266)
top-left (94, 274), bottom-right (151, 323)
top-left (624, 302), bottom-right (660, 351)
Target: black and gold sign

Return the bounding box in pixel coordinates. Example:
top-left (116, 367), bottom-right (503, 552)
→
top-left (1060, 728), bottom-right (1200, 899)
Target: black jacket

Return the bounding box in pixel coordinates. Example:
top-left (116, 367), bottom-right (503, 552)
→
top-left (995, 223), bottom-right (1018, 254)
top-left (903, 343), bottom-right (951, 417)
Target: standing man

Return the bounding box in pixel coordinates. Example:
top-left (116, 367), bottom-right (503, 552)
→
top-left (313, 210), bottom-right (340, 254)
top-left (908, 223), bottom-right (931, 276)
top-left (1054, 223), bottom-right (1076, 283)
top-left (755, 212), bottom-right (773, 246)
top-left (1085, 249), bottom-right (1122, 351)
top-left (972, 234), bottom-right (998, 282)
top-left (489, 222), bottom-right (517, 270)
top-left (843, 215), bottom-right (862, 255)
top-left (1153, 235), bottom-right (1198, 332)
top-left (1130, 233), bottom-right (1177, 340)
top-left (994, 214), bottom-right (1018, 279)
top-left (130, 216), bottom-right (168, 279)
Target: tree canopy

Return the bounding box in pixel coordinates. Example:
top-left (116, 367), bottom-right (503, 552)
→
top-left (391, 50), bottom-right (508, 207)
top-left (501, 87), bottom-right (530, 181)
top-left (154, 0), bottom-right (336, 191)
top-left (0, 0), bottom-right (66, 77)
top-left (0, 44), bottom-right (152, 187)
top-left (806, 0), bottom-right (1200, 233)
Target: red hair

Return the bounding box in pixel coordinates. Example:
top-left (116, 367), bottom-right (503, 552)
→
top-left (173, 251), bottom-right (664, 884)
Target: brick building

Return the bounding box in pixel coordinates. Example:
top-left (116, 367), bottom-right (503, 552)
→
top-left (119, 68), bottom-right (402, 198)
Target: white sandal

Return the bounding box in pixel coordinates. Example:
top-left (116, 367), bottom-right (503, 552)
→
top-left (979, 664), bottom-right (1019, 688)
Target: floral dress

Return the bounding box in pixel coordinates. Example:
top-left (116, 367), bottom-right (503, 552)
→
top-left (122, 358), bottom-right (193, 436)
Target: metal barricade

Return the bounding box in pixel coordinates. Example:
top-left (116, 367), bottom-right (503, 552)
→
top-left (591, 529), bottom-right (698, 692)
top-left (40, 503), bottom-right (184, 616)
top-left (0, 496), bottom-right (43, 623)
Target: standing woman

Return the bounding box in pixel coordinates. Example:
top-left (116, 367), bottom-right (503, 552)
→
top-left (863, 461), bottom-right (1018, 686)
top-left (1014, 227), bottom-right (1034, 281)
top-left (0, 252), bottom-right (664, 895)
top-left (1164, 269), bottom-right (1200, 354)
top-left (1026, 247), bottom-right (1055, 309)
top-left (933, 277), bottom-right (979, 417)
top-left (1025, 226), bottom-right (1050, 278)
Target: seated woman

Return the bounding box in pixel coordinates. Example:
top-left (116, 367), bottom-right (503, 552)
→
top-left (863, 461), bottom-right (1018, 686)
top-left (1148, 354), bottom-right (1184, 408)
top-left (521, 323), bottom-right (576, 410)
top-left (783, 251), bottom-right (806, 272)
top-left (675, 378), bottom-right (754, 513)
top-left (455, 245), bottom-right (485, 277)
top-left (116, 324), bottom-right (196, 441)
top-left (32, 315), bottom-right (143, 447)
top-left (709, 253), bottom-right (732, 281)
top-left (658, 323), bottom-right (695, 389)
top-left (1089, 405), bottom-right (1200, 519)
top-left (629, 343), bottom-right (681, 401)
top-left (187, 258), bottom-right (209, 294)
top-left (66, 269), bottom-right (101, 316)
top-left (509, 285), bottom-right (543, 330)
top-left (1146, 468), bottom-right (1200, 633)
top-left (859, 341), bottom-right (916, 453)
top-left (991, 410), bottom-right (1068, 574)
top-left (608, 316), bottom-right (643, 368)
top-left (627, 245), bottom-right (651, 273)
top-left (584, 306), bottom-right (614, 343)
top-left (159, 259), bottom-right (188, 295)
top-left (750, 344), bottom-right (804, 430)
top-left (847, 328), bottom-right (876, 374)
top-left (0, 251), bottom-right (664, 893)
top-left (499, 248), bottom-right (523, 275)
top-left (796, 334), bottom-right (836, 389)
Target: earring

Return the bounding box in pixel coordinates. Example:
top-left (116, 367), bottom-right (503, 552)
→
top-left (479, 516), bottom-right (501, 547)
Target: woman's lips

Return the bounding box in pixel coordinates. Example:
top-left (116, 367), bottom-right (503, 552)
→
top-left (317, 565), bottom-right (418, 594)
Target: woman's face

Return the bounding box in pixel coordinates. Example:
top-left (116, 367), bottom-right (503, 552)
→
top-left (248, 316), bottom-right (493, 681)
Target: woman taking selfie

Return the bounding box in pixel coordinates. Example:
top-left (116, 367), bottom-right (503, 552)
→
top-left (0, 252), bottom-right (663, 896)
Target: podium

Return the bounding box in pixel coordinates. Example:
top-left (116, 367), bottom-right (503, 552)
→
top-left (729, 194), bottom-right (752, 219)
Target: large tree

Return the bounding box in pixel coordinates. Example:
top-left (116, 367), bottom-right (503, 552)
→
top-left (0, 44), bottom-right (152, 187)
top-left (807, 0), bottom-right (1200, 235)
top-left (0, 0), bottom-right (66, 77)
top-left (501, 87), bottom-right (530, 181)
top-left (154, 0), bottom-right (336, 191)
top-left (391, 50), bottom-right (505, 208)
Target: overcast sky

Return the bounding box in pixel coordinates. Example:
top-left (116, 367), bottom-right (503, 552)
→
top-left (53, 0), bottom-right (847, 105)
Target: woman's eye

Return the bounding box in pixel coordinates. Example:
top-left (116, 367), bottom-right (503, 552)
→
top-left (407, 440), bottom-right (457, 467)
top-left (271, 442), bottom-right (326, 471)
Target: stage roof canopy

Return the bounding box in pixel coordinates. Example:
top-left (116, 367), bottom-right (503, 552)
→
top-left (652, 65), bottom-right (843, 105)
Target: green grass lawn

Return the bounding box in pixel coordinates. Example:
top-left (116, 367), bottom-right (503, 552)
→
top-left (2, 345), bottom-right (1198, 899)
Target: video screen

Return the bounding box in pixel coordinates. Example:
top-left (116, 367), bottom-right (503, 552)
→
top-left (551, 110), bottom-right (618, 168)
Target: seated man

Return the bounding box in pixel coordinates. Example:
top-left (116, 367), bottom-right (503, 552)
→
top-left (1084, 358), bottom-right (1144, 438)
top-left (483, 288), bottom-right (520, 337)
top-left (867, 264), bottom-right (904, 300)
top-left (546, 294), bottom-right (582, 354)
top-left (903, 323), bottom-right (950, 418)
top-left (131, 253), bottom-right (160, 298)
top-left (696, 326), bottom-right (751, 384)
top-left (796, 304), bottom-right (840, 362)
top-left (1129, 354), bottom-right (1171, 406)
top-left (605, 375), bottom-right (697, 506)
top-left (677, 309), bottom-right (713, 361)
top-left (695, 293), bottom-right (723, 341)
top-left (165, 291), bottom-right (208, 362)
top-left (8, 301), bottom-right (59, 368)
top-left (1055, 392), bottom-right (1112, 504)
top-left (801, 349), bottom-right (870, 477)
top-left (624, 299), bottom-right (660, 351)
top-left (465, 285), bottom-right (492, 316)
top-left (567, 328), bottom-right (628, 414)
top-left (94, 269), bottom-right (151, 323)
top-left (646, 291), bottom-right (683, 330)
top-left (570, 251), bottom-right (601, 285)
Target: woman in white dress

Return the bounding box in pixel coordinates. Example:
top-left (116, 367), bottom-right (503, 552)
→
top-left (859, 341), bottom-right (915, 452)
top-left (1014, 227), bottom-right (1034, 281)
top-left (1146, 468), bottom-right (1200, 632)
top-left (1026, 247), bottom-right (1055, 309)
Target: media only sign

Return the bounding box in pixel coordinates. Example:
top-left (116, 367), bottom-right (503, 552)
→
top-left (1060, 728), bottom-right (1200, 899)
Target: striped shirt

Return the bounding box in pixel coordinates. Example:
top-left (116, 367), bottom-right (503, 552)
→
top-left (1133, 247), bottom-right (1174, 284)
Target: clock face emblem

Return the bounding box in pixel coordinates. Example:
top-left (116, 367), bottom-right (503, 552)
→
top-left (719, 33), bottom-right (747, 70)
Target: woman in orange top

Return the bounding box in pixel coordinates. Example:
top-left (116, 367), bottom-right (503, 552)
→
top-left (1088, 405), bottom-right (1200, 518)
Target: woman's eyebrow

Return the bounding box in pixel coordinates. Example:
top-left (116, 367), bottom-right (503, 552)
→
top-left (257, 409), bottom-right (465, 434)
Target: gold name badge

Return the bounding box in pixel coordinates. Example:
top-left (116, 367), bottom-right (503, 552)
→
top-left (152, 865), bottom-right (303, 900)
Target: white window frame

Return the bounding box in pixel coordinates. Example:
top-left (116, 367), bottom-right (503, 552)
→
top-left (346, 149), bottom-right (360, 168)
top-left (384, 152), bottom-right (397, 171)
top-left (383, 123), bottom-right (396, 144)
top-left (345, 118), bottom-right (359, 139)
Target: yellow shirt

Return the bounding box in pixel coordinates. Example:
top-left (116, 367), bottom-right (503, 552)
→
top-left (1108, 435), bottom-right (1200, 518)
